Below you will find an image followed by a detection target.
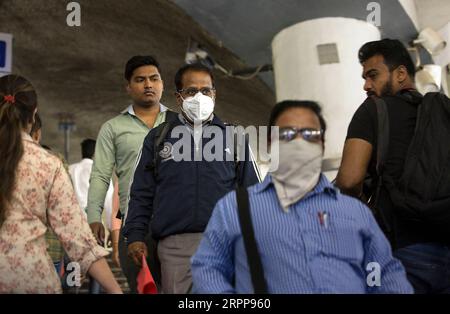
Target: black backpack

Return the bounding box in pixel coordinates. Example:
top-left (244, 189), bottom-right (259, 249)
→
top-left (373, 92), bottom-right (450, 237)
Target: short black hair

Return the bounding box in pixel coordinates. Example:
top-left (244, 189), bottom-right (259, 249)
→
top-left (174, 63), bottom-right (215, 92)
top-left (358, 39), bottom-right (416, 77)
top-left (124, 55), bottom-right (160, 81)
top-left (81, 138), bottom-right (96, 159)
top-left (268, 100), bottom-right (327, 140)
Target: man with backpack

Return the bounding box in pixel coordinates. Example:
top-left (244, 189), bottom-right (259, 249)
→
top-left (123, 63), bottom-right (261, 294)
top-left (336, 38), bottom-right (450, 294)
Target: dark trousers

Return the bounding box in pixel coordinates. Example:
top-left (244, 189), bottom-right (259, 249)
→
top-left (118, 229), bottom-right (161, 293)
top-left (394, 243), bottom-right (450, 294)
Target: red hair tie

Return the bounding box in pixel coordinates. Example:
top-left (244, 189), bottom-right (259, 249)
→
top-left (4, 95), bottom-right (15, 103)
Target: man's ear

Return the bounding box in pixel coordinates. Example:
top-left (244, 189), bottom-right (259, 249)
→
top-left (125, 82), bottom-right (131, 94)
top-left (395, 65), bottom-right (409, 84)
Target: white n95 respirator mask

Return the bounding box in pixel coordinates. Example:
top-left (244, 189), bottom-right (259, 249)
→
top-left (181, 92), bottom-right (215, 122)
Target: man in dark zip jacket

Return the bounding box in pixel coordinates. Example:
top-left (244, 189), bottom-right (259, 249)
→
top-left (123, 63), bottom-right (260, 294)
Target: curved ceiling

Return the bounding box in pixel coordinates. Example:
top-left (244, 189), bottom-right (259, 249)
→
top-left (173, 0), bottom-right (426, 88)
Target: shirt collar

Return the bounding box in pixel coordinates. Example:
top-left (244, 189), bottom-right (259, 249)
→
top-left (121, 103), bottom-right (168, 116)
top-left (253, 174), bottom-right (273, 194)
top-left (253, 173), bottom-right (339, 201)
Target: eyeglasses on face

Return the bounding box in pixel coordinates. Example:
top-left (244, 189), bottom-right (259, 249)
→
top-left (277, 127), bottom-right (323, 143)
top-left (178, 87), bottom-right (215, 97)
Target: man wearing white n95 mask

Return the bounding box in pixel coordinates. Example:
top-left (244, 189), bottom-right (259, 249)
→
top-left (191, 100), bottom-right (412, 294)
top-left (179, 89), bottom-right (215, 123)
top-left (123, 63), bottom-right (260, 294)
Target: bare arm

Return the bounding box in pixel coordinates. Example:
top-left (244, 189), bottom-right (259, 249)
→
top-left (88, 258), bottom-right (122, 294)
top-left (336, 138), bottom-right (373, 198)
top-left (47, 162), bottom-right (121, 294)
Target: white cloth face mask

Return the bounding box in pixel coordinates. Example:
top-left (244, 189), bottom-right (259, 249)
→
top-left (270, 138), bottom-right (323, 210)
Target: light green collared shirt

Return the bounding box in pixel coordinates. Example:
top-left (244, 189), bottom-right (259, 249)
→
top-left (86, 104), bottom-right (168, 223)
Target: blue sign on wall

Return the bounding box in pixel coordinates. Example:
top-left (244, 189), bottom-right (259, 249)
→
top-left (0, 33), bottom-right (12, 73)
top-left (0, 41), bottom-right (6, 67)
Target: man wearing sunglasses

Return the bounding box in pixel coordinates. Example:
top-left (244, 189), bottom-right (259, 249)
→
top-left (191, 100), bottom-right (412, 293)
top-left (123, 63), bottom-right (260, 294)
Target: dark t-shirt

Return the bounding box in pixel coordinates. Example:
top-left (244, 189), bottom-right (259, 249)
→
top-left (347, 90), bottom-right (420, 180)
top-left (345, 90), bottom-right (446, 248)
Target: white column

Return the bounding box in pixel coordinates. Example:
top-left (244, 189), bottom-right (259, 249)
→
top-left (432, 22), bottom-right (450, 96)
top-left (271, 17), bottom-right (381, 178)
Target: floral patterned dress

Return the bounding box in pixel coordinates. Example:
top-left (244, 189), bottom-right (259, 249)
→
top-left (0, 133), bottom-right (108, 293)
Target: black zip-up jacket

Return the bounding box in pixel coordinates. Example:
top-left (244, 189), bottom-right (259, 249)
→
top-left (123, 114), bottom-right (260, 243)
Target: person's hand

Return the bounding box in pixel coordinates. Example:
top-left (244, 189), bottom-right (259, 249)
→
top-left (89, 222), bottom-right (105, 246)
top-left (127, 241), bottom-right (148, 267)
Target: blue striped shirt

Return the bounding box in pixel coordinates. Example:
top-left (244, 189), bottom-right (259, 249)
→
top-left (191, 174), bottom-right (413, 294)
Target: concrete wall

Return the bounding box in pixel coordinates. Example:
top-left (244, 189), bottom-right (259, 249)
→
top-left (0, 0), bottom-right (274, 163)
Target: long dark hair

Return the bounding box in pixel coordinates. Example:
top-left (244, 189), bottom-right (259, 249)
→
top-left (0, 75), bottom-right (37, 227)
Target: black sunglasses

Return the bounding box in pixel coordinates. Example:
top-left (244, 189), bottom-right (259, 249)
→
top-left (277, 127), bottom-right (323, 143)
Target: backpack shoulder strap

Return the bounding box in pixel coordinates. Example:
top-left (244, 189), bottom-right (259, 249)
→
top-left (235, 186), bottom-right (267, 294)
top-left (371, 96), bottom-right (390, 176)
top-left (148, 111), bottom-right (178, 179)
top-left (370, 96), bottom-right (392, 234)
top-left (164, 110), bottom-right (179, 123)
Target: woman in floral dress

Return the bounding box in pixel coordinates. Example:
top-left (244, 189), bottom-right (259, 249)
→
top-left (0, 74), bottom-right (122, 293)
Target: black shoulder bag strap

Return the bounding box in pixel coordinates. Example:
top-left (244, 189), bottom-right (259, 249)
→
top-left (236, 186), bottom-right (268, 294)
top-left (371, 96), bottom-right (391, 233)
